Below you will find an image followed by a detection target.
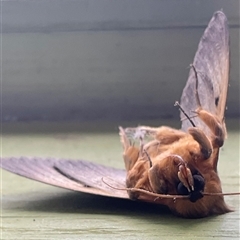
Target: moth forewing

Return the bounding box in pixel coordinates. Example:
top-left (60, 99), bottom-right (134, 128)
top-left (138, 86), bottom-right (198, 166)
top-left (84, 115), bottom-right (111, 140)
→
top-left (180, 11), bottom-right (229, 138)
top-left (1, 157), bottom-right (129, 199)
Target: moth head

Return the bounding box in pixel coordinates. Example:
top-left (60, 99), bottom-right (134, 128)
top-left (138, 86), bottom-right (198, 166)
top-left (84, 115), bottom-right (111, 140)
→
top-left (177, 174), bottom-right (205, 202)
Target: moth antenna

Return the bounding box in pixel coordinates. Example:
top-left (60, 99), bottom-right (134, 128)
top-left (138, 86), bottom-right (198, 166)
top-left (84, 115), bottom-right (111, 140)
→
top-left (180, 114), bottom-right (198, 122)
top-left (101, 177), bottom-right (189, 199)
top-left (203, 192), bottom-right (240, 196)
top-left (102, 177), bottom-right (240, 198)
top-left (190, 64), bottom-right (202, 108)
top-left (143, 148), bottom-right (153, 168)
top-left (174, 101), bottom-right (196, 127)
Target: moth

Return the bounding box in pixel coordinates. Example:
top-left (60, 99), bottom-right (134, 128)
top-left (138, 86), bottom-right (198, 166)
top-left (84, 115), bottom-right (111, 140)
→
top-left (1, 11), bottom-right (236, 218)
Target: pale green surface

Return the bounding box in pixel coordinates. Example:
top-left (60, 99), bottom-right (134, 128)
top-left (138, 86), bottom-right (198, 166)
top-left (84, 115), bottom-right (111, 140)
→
top-left (1, 121), bottom-right (240, 239)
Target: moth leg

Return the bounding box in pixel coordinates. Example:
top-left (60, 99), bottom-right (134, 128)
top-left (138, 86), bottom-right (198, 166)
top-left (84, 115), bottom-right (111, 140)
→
top-left (192, 65), bottom-right (225, 148)
top-left (192, 62), bottom-right (226, 172)
top-left (178, 162), bottom-right (194, 192)
top-left (153, 127), bottom-right (186, 144)
top-left (126, 159), bottom-right (151, 200)
top-left (188, 127), bottom-right (212, 159)
top-left (148, 155), bottom-right (194, 194)
top-left (119, 126), bottom-right (139, 171)
top-left (195, 108), bottom-right (225, 148)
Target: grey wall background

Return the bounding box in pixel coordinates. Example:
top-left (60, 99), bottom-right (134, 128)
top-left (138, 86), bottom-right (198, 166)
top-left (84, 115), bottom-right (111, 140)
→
top-left (1, 0), bottom-right (239, 122)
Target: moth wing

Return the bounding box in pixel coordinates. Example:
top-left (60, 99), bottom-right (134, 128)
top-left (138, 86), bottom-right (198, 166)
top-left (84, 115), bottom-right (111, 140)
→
top-left (180, 11), bottom-right (229, 135)
top-left (1, 157), bottom-right (128, 199)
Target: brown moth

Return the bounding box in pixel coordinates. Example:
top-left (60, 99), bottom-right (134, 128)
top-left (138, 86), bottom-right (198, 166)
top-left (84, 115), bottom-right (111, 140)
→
top-left (1, 11), bottom-right (235, 218)
top-left (118, 10), bottom-right (231, 218)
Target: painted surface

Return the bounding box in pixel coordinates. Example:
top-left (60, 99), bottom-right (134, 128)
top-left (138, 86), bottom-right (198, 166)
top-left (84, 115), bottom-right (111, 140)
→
top-left (1, 121), bottom-right (239, 239)
top-left (2, 0), bottom-right (239, 121)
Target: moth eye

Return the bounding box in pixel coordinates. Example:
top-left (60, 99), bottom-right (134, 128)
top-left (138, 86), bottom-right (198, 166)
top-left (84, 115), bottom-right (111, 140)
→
top-left (215, 96), bottom-right (219, 106)
top-left (177, 174), bottom-right (205, 202)
top-left (189, 191), bottom-right (204, 202)
top-left (193, 175), bottom-right (205, 191)
top-left (177, 182), bottom-right (189, 195)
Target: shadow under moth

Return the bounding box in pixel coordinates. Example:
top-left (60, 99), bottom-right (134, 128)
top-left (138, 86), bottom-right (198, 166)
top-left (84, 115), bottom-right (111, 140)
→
top-left (1, 11), bottom-right (238, 218)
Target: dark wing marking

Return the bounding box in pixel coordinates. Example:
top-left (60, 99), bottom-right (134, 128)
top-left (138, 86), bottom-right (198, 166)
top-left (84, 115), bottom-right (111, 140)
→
top-left (1, 157), bottom-right (128, 199)
top-left (54, 158), bottom-right (126, 193)
top-left (180, 11), bottom-right (229, 134)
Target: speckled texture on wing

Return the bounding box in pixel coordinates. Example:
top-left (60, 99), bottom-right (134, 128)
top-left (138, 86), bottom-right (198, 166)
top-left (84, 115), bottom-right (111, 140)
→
top-left (180, 11), bottom-right (229, 135)
top-left (1, 157), bottom-right (128, 199)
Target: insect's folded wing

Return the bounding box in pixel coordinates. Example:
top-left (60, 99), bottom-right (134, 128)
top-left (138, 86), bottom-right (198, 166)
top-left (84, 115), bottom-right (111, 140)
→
top-left (180, 11), bottom-right (229, 135)
top-left (1, 157), bottom-right (128, 199)
top-left (54, 158), bottom-right (127, 197)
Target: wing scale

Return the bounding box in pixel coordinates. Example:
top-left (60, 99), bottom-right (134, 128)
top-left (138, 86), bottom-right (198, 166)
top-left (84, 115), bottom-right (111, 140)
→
top-left (180, 11), bottom-right (229, 135)
top-left (1, 157), bottom-right (128, 199)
